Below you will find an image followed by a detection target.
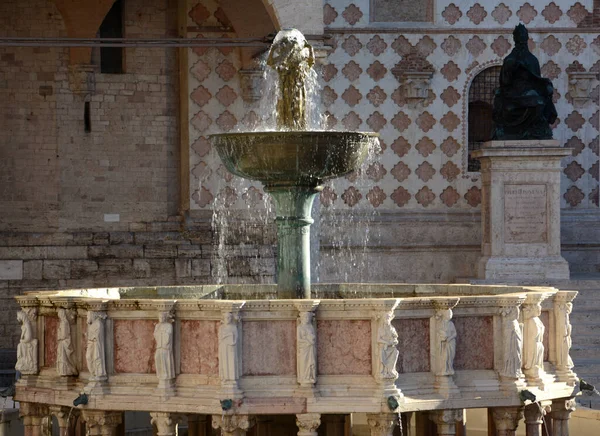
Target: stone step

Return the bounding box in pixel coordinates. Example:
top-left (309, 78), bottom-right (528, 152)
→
top-left (573, 323), bottom-right (600, 334)
top-left (570, 311), bottom-right (600, 323)
top-left (577, 396), bottom-right (600, 410)
top-left (573, 358), bottom-right (600, 374)
top-left (572, 334), bottom-right (600, 346)
top-left (571, 345), bottom-right (600, 359)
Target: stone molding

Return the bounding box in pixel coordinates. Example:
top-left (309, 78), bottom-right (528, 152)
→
top-left (296, 413), bottom-right (321, 436)
top-left (212, 414), bottom-right (255, 436)
top-left (366, 413), bottom-right (397, 436)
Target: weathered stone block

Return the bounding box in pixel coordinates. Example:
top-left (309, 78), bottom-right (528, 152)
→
top-left (98, 259), bottom-right (133, 274)
top-left (22, 260), bottom-right (42, 280)
top-left (71, 260), bottom-right (99, 279)
top-left (43, 260), bottom-right (71, 279)
top-left (92, 232), bottom-right (110, 245)
top-left (177, 245), bottom-right (203, 258)
top-left (135, 231), bottom-right (189, 245)
top-left (88, 245), bottom-right (144, 259)
top-left (175, 259), bottom-right (191, 277)
top-left (144, 245), bottom-right (177, 258)
top-left (0, 260), bottom-right (22, 280)
top-left (109, 232), bottom-right (134, 245)
top-left (133, 259), bottom-right (151, 278)
top-left (191, 259), bottom-right (210, 277)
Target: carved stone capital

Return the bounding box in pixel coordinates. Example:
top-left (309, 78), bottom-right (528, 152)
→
top-left (150, 412), bottom-right (178, 436)
top-left (366, 413), bottom-right (397, 436)
top-left (212, 415), bottom-right (255, 436)
top-left (524, 403), bottom-right (544, 425)
top-left (551, 398), bottom-right (576, 421)
top-left (49, 406), bottom-right (78, 429)
top-left (19, 403), bottom-right (48, 426)
top-left (82, 410), bottom-right (122, 436)
top-left (296, 413), bottom-right (321, 436)
top-left (491, 407), bottom-right (523, 432)
top-left (429, 409), bottom-right (463, 434)
top-left (293, 299), bottom-right (320, 313)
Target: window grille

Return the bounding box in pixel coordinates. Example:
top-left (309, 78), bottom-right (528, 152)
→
top-left (468, 66), bottom-right (501, 172)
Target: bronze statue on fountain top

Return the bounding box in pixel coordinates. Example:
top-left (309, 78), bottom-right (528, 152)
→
top-left (492, 24), bottom-right (557, 140)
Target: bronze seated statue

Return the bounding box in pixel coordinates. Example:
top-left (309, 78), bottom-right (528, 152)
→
top-left (492, 24), bottom-right (557, 140)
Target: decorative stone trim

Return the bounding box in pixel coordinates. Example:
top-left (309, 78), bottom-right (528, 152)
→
top-left (212, 414), bottom-right (255, 436)
top-left (366, 413), bottom-right (397, 436)
top-left (429, 409), bottom-right (463, 435)
top-left (568, 72), bottom-right (599, 106)
top-left (296, 413), bottom-right (321, 436)
top-left (491, 407), bottom-right (524, 434)
top-left (150, 412), bottom-right (179, 436)
top-left (81, 410), bottom-right (122, 436)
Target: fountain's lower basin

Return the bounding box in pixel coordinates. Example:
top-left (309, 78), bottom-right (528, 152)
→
top-left (14, 284), bottom-right (579, 417)
top-left (211, 131), bottom-right (378, 187)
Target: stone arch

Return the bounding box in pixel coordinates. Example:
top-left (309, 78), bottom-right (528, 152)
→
top-left (50, 0), bottom-right (119, 64)
top-left (262, 0), bottom-right (324, 35)
top-left (461, 60), bottom-right (503, 174)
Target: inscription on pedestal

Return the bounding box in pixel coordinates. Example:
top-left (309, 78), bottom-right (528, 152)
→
top-left (371, 0), bottom-right (433, 22)
top-left (504, 184), bottom-right (547, 243)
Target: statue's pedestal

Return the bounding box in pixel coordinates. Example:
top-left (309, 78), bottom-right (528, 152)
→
top-left (472, 140), bottom-right (571, 282)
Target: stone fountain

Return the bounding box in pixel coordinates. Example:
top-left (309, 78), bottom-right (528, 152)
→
top-left (211, 29), bottom-right (377, 299)
top-left (12, 29), bottom-right (581, 436)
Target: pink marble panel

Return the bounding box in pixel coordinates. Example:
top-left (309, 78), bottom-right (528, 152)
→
top-left (317, 320), bottom-right (371, 375)
top-left (541, 311), bottom-right (550, 362)
top-left (242, 321), bottom-right (296, 376)
top-left (114, 319), bottom-right (156, 374)
top-left (454, 316), bottom-right (494, 370)
top-left (180, 320), bottom-right (219, 375)
top-left (44, 316), bottom-right (58, 368)
top-left (393, 318), bottom-right (430, 373)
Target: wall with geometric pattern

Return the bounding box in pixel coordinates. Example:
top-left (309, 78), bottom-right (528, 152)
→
top-left (187, 0), bottom-right (599, 212)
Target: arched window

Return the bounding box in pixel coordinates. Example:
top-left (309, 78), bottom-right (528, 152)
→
top-left (468, 66), bottom-right (501, 171)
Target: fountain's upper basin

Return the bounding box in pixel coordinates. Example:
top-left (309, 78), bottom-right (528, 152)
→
top-left (210, 131), bottom-right (378, 187)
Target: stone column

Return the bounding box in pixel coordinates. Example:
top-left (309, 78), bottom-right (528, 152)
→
top-left (491, 407), bottom-right (523, 436)
top-left (296, 414), bottom-right (321, 436)
top-left (150, 413), bottom-right (178, 436)
top-left (429, 410), bottom-right (462, 436)
top-left (550, 398), bottom-right (576, 436)
top-left (524, 403), bottom-right (544, 436)
top-left (19, 403), bottom-right (48, 436)
top-left (212, 415), bottom-right (255, 436)
top-left (82, 410), bottom-right (122, 436)
top-left (366, 413), bottom-right (397, 436)
top-left (49, 406), bottom-right (79, 436)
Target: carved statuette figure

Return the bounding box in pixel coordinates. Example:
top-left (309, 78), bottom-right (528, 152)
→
top-left (436, 309), bottom-right (457, 376)
top-left (377, 311), bottom-right (399, 379)
top-left (218, 312), bottom-right (239, 382)
top-left (523, 304), bottom-right (544, 376)
top-left (266, 29), bottom-right (315, 130)
top-left (15, 310), bottom-right (38, 374)
top-left (492, 24), bottom-right (557, 140)
top-left (297, 312), bottom-right (317, 386)
top-left (86, 311), bottom-right (107, 380)
top-left (57, 308), bottom-right (77, 376)
top-left (154, 311), bottom-right (175, 383)
top-left (499, 307), bottom-right (523, 379)
top-left (555, 302), bottom-right (574, 370)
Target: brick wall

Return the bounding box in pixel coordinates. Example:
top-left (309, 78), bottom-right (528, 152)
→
top-left (0, 0), bottom-right (179, 233)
